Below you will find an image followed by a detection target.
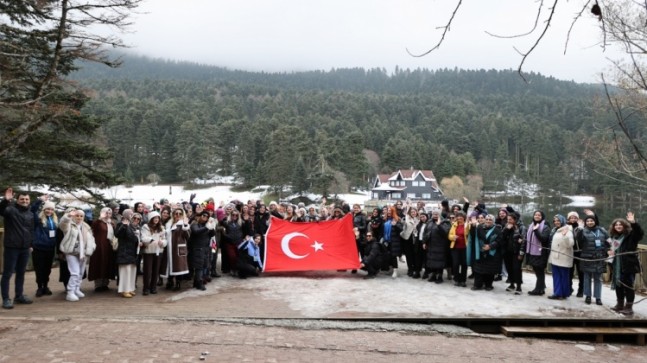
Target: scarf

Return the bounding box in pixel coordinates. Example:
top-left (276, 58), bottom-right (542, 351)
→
top-left (468, 226), bottom-right (495, 265)
top-left (610, 235), bottom-right (625, 290)
top-left (526, 220), bottom-right (545, 256)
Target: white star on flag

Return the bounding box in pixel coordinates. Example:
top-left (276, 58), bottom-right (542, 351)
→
top-left (311, 241), bottom-right (324, 252)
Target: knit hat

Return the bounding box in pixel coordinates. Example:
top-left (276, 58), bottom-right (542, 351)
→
top-left (147, 211), bottom-right (161, 221)
top-left (43, 201), bottom-right (56, 211)
top-left (567, 211), bottom-right (579, 219)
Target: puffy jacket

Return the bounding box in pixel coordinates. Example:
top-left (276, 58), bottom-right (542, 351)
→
top-left (0, 198), bottom-right (35, 248)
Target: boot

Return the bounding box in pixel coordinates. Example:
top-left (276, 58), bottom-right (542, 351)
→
top-left (194, 280), bottom-right (206, 291)
top-left (173, 280), bottom-right (181, 291)
top-left (611, 300), bottom-right (624, 312)
top-left (165, 278), bottom-right (174, 290)
top-left (620, 302), bottom-right (634, 316)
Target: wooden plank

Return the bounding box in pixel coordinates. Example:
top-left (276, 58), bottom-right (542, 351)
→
top-left (501, 326), bottom-right (647, 345)
top-left (502, 326), bottom-right (647, 335)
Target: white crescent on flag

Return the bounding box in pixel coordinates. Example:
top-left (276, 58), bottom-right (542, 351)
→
top-left (281, 232), bottom-right (310, 259)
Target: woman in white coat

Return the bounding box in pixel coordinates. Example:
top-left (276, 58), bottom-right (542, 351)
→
top-left (140, 211), bottom-right (167, 295)
top-left (548, 214), bottom-right (574, 300)
top-left (59, 209), bottom-right (96, 302)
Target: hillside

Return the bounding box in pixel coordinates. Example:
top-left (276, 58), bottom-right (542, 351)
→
top-left (70, 54), bottom-right (616, 196)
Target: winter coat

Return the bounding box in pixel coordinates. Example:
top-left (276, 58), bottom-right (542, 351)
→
top-left (31, 201), bottom-right (57, 251)
top-left (254, 211), bottom-right (270, 235)
top-left (362, 238), bottom-right (387, 270)
top-left (189, 221), bottom-right (216, 270)
top-left (223, 219), bottom-right (244, 245)
top-left (448, 222), bottom-right (470, 249)
top-left (353, 212), bottom-right (367, 234)
top-left (141, 224), bottom-right (167, 255)
top-left (400, 215), bottom-right (419, 240)
top-left (549, 226), bottom-right (575, 268)
top-left (470, 224), bottom-right (502, 275)
top-left (382, 219), bottom-right (403, 257)
top-left (576, 226), bottom-right (610, 274)
top-left (163, 220), bottom-right (190, 276)
top-left (525, 223), bottom-right (551, 267)
top-left (0, 198), bottom-right (35, 248)
top-left (114, 222), bottom-right (140, 265)
top-left (611, 222), bottom-right (643, 275)
top-left (368, 215), bottom-right (384, 241)
top-left (424, 220), bottom-right (451, 269)
top-left (501, 224), bottom-right (526, 257)
top-left (89, 219), bottom-right (117, 281)
top-left (59, 216), bottom-right (96, 257)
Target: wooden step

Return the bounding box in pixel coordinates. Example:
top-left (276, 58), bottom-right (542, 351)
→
top-left (501, 326), bottom-right (647, 345)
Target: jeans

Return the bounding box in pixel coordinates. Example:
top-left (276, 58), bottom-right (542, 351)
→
top-left (583, 271), bottom-right (602, 299)
top-left (1, 247), bottom-right (31, 300)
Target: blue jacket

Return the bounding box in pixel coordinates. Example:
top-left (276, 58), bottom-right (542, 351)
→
top-left (31, 200), bottom-right (57, 250)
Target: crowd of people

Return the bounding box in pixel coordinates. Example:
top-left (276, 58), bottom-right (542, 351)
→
top-left (0, 188), bottom-right (643, 317)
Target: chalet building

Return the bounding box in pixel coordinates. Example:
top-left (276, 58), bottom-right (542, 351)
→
top-left (371, 169), bottom-right (443, 201)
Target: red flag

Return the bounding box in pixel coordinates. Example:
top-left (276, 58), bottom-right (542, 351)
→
top-left (264, 214), bottom-right (361, 272)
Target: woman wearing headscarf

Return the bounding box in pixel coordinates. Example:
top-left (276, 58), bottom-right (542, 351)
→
top-left (114, 209), bottom-right (141, 298)
top-left (525, 210), bottom-right (551, 296)
top-left (163, 208), bottom-right (191, 291)
top-left (607, 212), bottom-right (643, 315)
top-left (31, 197), bottom-right (58, 297)
top-left (469, 214), bottom-right (503, 291)
top-left (548, 214), bottom-right (574, 300)
top-left (501, 212), bottom-right (525, 294)
top-left (89, 207), bottom-right (117, 292)
top-left (575, 211), bottom-right (610, 305)
top-left (59, 209), bottom-right (96, 302)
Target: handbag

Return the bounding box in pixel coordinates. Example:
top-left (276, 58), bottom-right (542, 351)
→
top-left (111, 237), bottom-right (119, 251)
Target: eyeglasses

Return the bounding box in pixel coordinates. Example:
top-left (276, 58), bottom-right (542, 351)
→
top-left (133, 217), bottom-right (141, 220)
top-left (366, 234), bottom-right (373, 237)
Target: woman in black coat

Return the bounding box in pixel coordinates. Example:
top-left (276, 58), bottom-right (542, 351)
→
top-left (382, 206), bottom-right (403, 278)
top-left (114, 210), bottom-right (141, 298)
top-left (423, 212), bottom-right (451, 283)
top-left (524, 210), bottom-right (551, 296)
top-left (470, 215), bottom-right (503, 291)
top-left (608, 212), bottom-right (643, 315)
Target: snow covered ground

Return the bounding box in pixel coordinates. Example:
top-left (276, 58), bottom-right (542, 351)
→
top-left (36, 184), bottom-right (370, 208)
top-left (169, 268), bottom-right (646, 319)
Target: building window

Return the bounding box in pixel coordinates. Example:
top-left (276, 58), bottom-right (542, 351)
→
top-left (392, 192), bottom-right (401, 199)
top-left (399, 180), bottom-right (405, 186)
top-left (422, 193), bottom-right (431, 199)
top-left (418, 181), bottom-right (425, 187)
top-left (412, 181), bottom-right (419, 187)
top-left (372, 192), bottom-right (379, 199)
top-left (407, 193), bottom-right (416, 199)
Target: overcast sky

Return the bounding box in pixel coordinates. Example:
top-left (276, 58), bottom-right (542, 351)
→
top-left (117, 0), bottom-right (621, 83)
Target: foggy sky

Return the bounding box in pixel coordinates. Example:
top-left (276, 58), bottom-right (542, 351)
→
top-left (115, 0), bottom-right (620, 83)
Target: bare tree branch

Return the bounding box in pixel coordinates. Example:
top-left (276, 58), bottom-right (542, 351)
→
top-left (485, 0), bottom-right (544, 39)
top-left (406, 0), bottom-right (463, 57)
top-left (516, 0), bottom-right (560, 82)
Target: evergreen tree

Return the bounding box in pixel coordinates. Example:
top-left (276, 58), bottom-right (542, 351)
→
top-left (0, 0), bottom-right (142, 198)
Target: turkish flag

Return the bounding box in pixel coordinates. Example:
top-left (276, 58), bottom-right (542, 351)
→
top-left (264, 214), bottom-right (361, 272)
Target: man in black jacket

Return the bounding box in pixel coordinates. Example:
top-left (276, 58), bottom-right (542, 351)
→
top-left (1, 187), bottom-right (35, 309)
